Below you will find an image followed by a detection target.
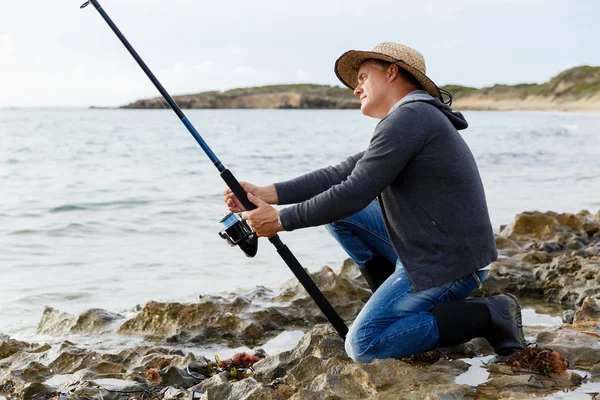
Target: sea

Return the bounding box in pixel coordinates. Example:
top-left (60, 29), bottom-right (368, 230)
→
top-left (1, 108), bottom-right (599, 346)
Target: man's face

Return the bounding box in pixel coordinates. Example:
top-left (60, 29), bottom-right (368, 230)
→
top-left (354, 60), bottom-right (390, 119)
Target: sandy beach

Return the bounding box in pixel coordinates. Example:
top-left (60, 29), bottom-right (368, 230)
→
top-left (453, 94), bottom-right (600, 113)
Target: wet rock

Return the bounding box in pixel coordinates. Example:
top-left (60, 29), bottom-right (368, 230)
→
top-left (158, 365), bottom-right (201, 388)
top-left (535, 328), bottom-right (600, 365)
top-left (481, 253), bottom-right (600, 307)
top-left (495, 236), bottom-right (521, 250)
top-left (197, 373), bottom-right (284, 400)
top-left (10, 361), bottom-right (52, 382)
top-left (514, 250), bottom-right (553, 264)
top-left (127, 347), bottom-right (196, 378)
top-left (119, 298), bottom-right (280, 346)
top-left (87, 360), bottom-right (127, 375)
top-left (500, 211), bottom-right (563, 240)
top-left (37, 307), bottom-right (77, 335)
top-left (563, 309), bottom-right (575, 324)
top-left (118, 262), bottom-right (370, 347)
top-left (38, 307), bottom-right (124, 336)
top-left (68, 361), bottom-right (129, 383)
top-left (533, 240), bottom-right (565, 253)
top-left (0, 361), bottom-right (54, 400)
top-left (475, 369), bottom-right (582, 398)
top-left (482, 211), bottom-right (600, 307)
top-left (253, 348), bottom-right (267, 359)
top-left (64, 379), bottom-right (154, 400)
top-left (0, 338), bottom-right (33, 360)
top-left (478, 257), bottom-right (540, 297)
top-left (163, 386), bottom-right (193, 400)
top-left (254, 325), bottom-right (474, 399)
top-left (16, 382), bottom-right (51, 400)
top-left (573, 297), bottom-right (600, 323)
top-left (48, 346), bottom-right (99, 374)
top-left (500, 210), bottom-right (596, 241)
top-left (0, 339), bottom-right (51, 378)
top-left (252, 351), bottom-right (292, 381)
top-left (254, 320), bottom-right (599, 399)
top-left (0, 376), bottom-right (51, 400)
top-left (577, 242), bottom-right (600, 258)
top-left (71, 308), bottom-right (124, 334)
top-left (186, 359), bottom-right (212, 379)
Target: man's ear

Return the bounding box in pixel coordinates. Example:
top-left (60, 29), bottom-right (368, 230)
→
top-left (387, 64), bottom-right (400, 83)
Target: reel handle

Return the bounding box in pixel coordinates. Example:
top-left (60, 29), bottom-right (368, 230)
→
top-left (220, 169), bottom-right (257, 211)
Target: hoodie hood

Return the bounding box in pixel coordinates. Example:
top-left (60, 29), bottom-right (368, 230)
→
top-left (390, 90), bottom-right (469, 130)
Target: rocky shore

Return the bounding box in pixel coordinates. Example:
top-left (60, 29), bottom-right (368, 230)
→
top-left (120, 84), bottom-right (359, 110)
top-left (118, 66), bottom-right (600, 112)
top-left (1, 209), bottom-right (600, 399)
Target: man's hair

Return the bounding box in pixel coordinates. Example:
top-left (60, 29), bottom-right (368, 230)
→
top-left (363, 59), bottom-right (422, 89)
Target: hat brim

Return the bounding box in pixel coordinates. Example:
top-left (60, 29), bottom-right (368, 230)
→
top-left (334, 50), bottom-right (442, 101)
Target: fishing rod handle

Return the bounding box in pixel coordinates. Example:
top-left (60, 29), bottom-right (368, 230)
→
top-left (220, 169), bottom-right (257, 211)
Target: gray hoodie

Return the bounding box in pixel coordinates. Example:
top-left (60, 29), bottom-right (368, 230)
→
top-left (274, 91), bottom-right (497, 291)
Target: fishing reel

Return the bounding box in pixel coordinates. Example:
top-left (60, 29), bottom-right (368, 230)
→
top-left (218, 212), bottom-right (258, 257)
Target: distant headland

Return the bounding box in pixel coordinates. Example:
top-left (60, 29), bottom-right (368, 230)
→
top-left (119, 66), bottom-right (600, 112)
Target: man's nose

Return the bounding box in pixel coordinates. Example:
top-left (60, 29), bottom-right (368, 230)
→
top-left (354, 85), bottom-right (362, 96)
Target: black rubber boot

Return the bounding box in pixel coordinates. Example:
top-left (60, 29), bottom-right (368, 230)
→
top-left (358, 255), bottom-right (396, 293)
top-left (433, 293), bottom-right (526, 359)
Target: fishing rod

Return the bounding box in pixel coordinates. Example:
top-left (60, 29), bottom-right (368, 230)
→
top-left (80, 0), bottom-right (348, 338)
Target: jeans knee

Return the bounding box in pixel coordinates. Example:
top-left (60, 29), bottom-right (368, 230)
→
top-left (345, 328), bottom-right (376, 364)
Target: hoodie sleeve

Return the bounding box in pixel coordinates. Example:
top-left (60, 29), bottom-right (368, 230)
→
top-left (273, 151), bottom-right (365, 205)
top-left (279, 107), bottom-right (424, 230)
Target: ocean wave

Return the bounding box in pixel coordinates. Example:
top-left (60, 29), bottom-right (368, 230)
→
top-left (15, 291), bottom-right (91, 304)
top-left (47, 223), bottom-right (98, 235)
top-left (49, 204), bottom-right (89, 213)
top-left (49, 199), bottom-right (153, 213)
top-left (8, 229), bottom-right (39, 235)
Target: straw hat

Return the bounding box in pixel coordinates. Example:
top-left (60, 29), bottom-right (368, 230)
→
top-left (334, 42), bottom-right (442, 100)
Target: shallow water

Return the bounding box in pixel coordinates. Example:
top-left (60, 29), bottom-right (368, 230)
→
top-left (1, 108), bottom-right (599, 341)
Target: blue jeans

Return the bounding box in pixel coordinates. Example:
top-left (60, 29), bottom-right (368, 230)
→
top-left (325, 200), bottom-right (488, 363)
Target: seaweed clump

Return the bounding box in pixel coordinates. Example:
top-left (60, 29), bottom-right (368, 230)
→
top-left (508, 348), bottom-right (569, 374)
top-left (209, 352), bottom-right (264, 380)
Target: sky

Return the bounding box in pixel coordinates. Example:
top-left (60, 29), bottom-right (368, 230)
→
top-left (0, 0), bottom-right (598, 107)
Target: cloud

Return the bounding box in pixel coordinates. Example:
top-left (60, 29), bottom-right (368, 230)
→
top-left (0, 34), bottom-right (17, 65)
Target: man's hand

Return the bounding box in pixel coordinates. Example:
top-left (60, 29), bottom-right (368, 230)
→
top-left (241, 193), bottom-right (284, 238)
top-left (223, 181), bottom-right (259, 212)
top-left (223, 182), bottom-right (279, 212)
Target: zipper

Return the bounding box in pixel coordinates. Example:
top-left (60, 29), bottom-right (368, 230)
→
top-left (402, 265), bottom-right (418, 293)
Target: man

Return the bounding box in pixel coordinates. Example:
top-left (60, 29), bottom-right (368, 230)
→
top-left (224, 42), bottom-right (525, 363)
